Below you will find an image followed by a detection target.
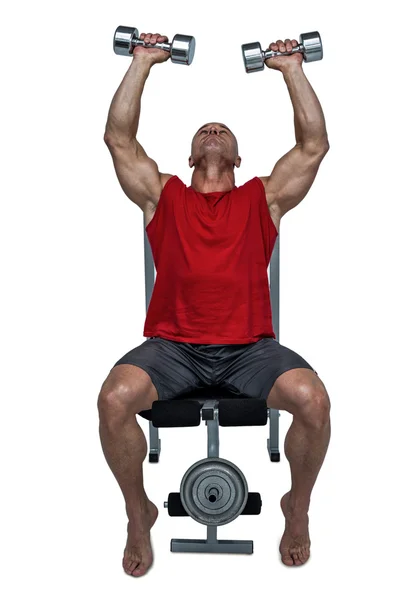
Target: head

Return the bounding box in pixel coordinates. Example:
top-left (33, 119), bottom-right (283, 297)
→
top-left (189, 122), bottom-right (241, 171)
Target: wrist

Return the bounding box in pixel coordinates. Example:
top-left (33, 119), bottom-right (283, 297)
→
top-left (281, 62), bottom-right (303, 78)
top-left (130, 53), bottom-right (155, 71)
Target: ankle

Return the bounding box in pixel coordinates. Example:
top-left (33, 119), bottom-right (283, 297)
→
top-left (287, 493), bottom-right (310, 517)
top-left (126, 497), bottom-right (150, 519)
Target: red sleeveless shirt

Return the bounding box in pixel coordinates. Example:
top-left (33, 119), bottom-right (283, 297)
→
top-left (143, 175), bottom-right (278, 344)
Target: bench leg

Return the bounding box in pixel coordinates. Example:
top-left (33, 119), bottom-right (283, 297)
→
top-left (267, 408), bottom-right (280, 462)
top-left (148, 422), bottom-right (161, 463)
top-left (171, 525), bottom-right (253, 554)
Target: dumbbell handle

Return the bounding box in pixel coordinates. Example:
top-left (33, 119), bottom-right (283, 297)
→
top-left (262, 44), bottom-right (305, 60)
top-left (131, 36), bottom-right (172, 53)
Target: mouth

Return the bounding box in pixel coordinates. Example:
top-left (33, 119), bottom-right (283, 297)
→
top-left (204, 135), bottom-right (221, 142)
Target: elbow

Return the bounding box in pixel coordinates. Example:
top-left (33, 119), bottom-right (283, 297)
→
top-left (302, 138), bottom-right (330, 157)
top-left (103, 129), bottom-right (136, 148)
top-left (103, 130), bottom-right (114, 146)
top-left (313, 132), bottom-right (330, 154)
top-left (313, 137), bottom-right (330, 155)
top-left (103, 125), bottom-right (120, 146)
top-left (320, 133), bottom-right (330, 153)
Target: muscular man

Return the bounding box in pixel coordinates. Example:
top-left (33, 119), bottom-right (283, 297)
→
top-left (100, 32), bottom-right (330, 576)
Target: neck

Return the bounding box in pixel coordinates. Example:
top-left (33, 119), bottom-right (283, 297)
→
top-left (190, 166), bottom-right (235, 193)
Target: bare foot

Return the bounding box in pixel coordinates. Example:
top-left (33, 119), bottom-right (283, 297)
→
top-left (123, 500), bottom-right (159, 577)
top-left (279, 492), bottom-right (311, 566)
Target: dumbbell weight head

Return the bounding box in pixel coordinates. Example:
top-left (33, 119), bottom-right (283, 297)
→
top-left (170, 34), bottom-right (196, 65)
top-left (241, 41), bottom-right (265, 73)
top-left (113, 26), bottom-right (196, 65)
top-left (299, 31), bottom-right (323, 62)
top-left (242, 31), bottom-right (323, 73)
top-left (113, 26), bottom-right (140, 56)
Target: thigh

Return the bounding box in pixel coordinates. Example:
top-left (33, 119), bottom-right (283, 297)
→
top-left (220, 337), bottom-right (317, 404)
top-left (112, 337), bottom-right (205, 401)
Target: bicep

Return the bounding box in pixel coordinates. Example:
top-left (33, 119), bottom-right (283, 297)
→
top-left (262, 143), bottom-right (329, 217)
top-left (106, 138), bottom-right (165, 211)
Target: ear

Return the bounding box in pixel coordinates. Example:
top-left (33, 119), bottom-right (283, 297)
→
top-left (189, 155), bottom-right (194, 168)
top-left (234, 156), bottom-right (242, 168)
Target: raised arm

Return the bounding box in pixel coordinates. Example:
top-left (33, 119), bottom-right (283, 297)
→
top-left (104, 33), bottom-right (173, 211)
top-left (259, 38), bottom-right (329, 219)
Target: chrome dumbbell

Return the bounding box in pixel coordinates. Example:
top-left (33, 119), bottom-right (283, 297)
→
top-left (113, 26), bottom-right (196, 65)
top-left (242, 31), bottom-right (323, 73)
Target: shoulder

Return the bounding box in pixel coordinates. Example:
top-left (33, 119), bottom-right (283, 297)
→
top-left (240, 175), bottom-right (270, 197)
top-left (255, 176), bottom-right (281, 232)
top-left (255, 175), bottom-right (277, 210)
top-left (145, 174), bottom-right (176, 217)
top-left (249, 175), bottom-right (274, 205)
top-left (149, 174), bottom-right (179, 209)
top-left (255, 175), bottom-right (269, 194)
top-left (160, 173), bottom-right (176, 189)
top-left (160, 174), bottom-right (191, 189)
top-left (147, 173), bottom-right (183, 213)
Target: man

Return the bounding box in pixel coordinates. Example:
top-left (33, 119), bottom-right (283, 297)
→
top-left (100, 32), bottom-right (330, 577)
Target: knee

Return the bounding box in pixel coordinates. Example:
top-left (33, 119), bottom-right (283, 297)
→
top-left (294, 381), bottom-right (331, 428)
top-left (97, 382), bottom-right (141, 426)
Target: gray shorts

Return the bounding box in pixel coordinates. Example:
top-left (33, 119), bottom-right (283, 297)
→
top-left (113, 336), bottom-right (316, 403)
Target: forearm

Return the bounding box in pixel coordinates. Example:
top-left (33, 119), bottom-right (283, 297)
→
top-left (283, 65), bottom-right (329, 148)
top-left (104, 57), bottom-right (152, 141)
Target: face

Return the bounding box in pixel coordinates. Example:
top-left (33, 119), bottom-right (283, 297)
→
top-left (189, 122), bottom-right (241, 169)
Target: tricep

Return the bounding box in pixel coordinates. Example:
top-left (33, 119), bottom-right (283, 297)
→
top-left (104, 137), bottom-right (163, 211)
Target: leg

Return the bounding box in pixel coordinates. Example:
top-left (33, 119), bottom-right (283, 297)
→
top-left (267, 367), bottom-right (331, 566)
top-left (98, 336), bottom-right (204, 575)
top-left (97, 364), bottom-right (159, 577)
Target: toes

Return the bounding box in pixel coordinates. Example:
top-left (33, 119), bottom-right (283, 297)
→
top-left (123, 556), bottom-right (140, 576)
top-left (298, 545), bottom-right (310, 563)
top-left (126, 564), bottom-right (141, 576)
top-left (281, 547), bottom-right (311, 566)
top-left (294, 548), bottom-right (310, 566)
top-left (292, 552), bottom-right (302, 566)
top-left (123, 553), bottom-right (153, 577)
top-left (281, 553), bottom-right (294, 566)
top-left (303, 548), bottom-right (311, 563)
top-left (131, 562), bottom-right (151, 577)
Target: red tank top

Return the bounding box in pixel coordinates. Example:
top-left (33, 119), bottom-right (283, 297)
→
top-left (143, 175), bottom-right (278, 344)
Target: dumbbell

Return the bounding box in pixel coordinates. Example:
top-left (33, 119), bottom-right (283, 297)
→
top-left (113, 26), bottom-right (196, 65)
top-left (242, 31), bottom-right (323, 73)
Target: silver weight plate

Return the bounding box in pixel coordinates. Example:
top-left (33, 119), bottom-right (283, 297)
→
top-left (180, 457), bottom-right (248, 526)
top-left (242, 42), bottom-right (265, 73)
top-left (170, 34), bottom-right (196, 65)
top-left (114, 26), bottom-right (139, 56)
top-left (300, 31), bottom-right (323, 62)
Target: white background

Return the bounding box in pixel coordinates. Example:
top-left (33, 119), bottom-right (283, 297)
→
top-left (1, 0), bottom-right (399, 597)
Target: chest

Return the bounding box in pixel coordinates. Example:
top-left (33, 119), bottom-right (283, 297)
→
top-left (144, 195), bottom-right (280, 233)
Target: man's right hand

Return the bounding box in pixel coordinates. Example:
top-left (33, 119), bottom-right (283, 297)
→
top-left (133, 33), bottom-right (170, 65)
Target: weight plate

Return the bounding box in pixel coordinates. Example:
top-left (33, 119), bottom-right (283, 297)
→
top-left (300, 31), bottom-right (323, 62)
top-left (180, 457), bottom-right (248, 526)
top-left (170, 34), bottom-right (196, 65)
top-left (113, 26), bottom-right (139, 56)
top-left (242, 42), bottom-right (264, 73)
